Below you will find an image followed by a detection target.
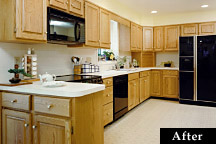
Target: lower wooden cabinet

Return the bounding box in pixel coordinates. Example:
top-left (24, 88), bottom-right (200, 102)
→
top-left (150, 70), bottom-right (162, 97)
top-left (33, 115), bottom-right (71, 144)
top-left (2, 109), bottom-right (31, 144)
top-left (103, 103), bottom-right (113, 126)
top-left (162, 71), bottom-right (179, 98)
top-left (140, 76), bottom-right (150, 102)
top-left (128, 78), bottom-right (140, 110)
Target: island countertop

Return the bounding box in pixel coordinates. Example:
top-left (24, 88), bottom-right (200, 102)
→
top-left (0, 81), bottom-right (105, 98)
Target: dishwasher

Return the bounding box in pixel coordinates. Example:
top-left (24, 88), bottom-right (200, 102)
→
top-left (113, 74), bottom-right (128, 120)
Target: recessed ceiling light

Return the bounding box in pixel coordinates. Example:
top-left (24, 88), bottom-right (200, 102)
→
top-left (151, 11), bottom-right (158, 14)
top-left (201, 5), bottom-right (209, 8)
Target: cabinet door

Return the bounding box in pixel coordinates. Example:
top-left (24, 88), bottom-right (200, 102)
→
top-left (128, 79), bottom-right (139, 110)
top-left (181, 24), bottom-right (198, 36)
top-left (100, 9), bottom-right (111, 48)
top-left (163, 74), bottom-right (179, 98)
top-left (140, 77), bottom-right (148, 102)
top-left (143, 27), bottom-right (153, 52)
top-left (164, 26), bottom-right (180, 51)
top-left (49, 0), bottom-right (68, 10)
top-left (199, 22), bottom-right (216, 35)
top-left (69, 0), bottom-right (84, 16)
top-left (153, 27), bottom-right (164, 52)
top-left (131, 23), bottom-right (138, 51)
top-left (2, 109), bottom-right (31, 144)
top-left (33, 115), bottom-right (71, 144)
top-left (137, 25), bottom-right (143, 51)
top-left (16, 0), bottom-right (47, 41)
top-left (150, 71), bottom-right (161, 96)
top-left (85, 2), bottom-right (100, 47)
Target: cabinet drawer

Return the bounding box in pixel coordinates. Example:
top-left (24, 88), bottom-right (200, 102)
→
top-left (140, 71), bottom-right (150, 78)
top-left (103, 78), bottom-right (113, 87)
top-left (33, 96), bottom-right (71, 117)
top-left (103, 86), bottom-right (113, 105)
top-left (2, 92), bottom-right (31, 111)
top-left (163, 70), bottom-right (178, 76)
top-left (103, 102), bottom-right (113, 126)
top-left (128, 73), bottom-right (139, 81)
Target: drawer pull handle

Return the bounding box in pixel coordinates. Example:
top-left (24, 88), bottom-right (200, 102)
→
top-left (107, 81), bottom-right (110, 84)
top-left (107, 94), bottom-right (110, 97)
top-left (47, 105), bottom-right (53, 109)
top-left (32, 125), bottom-right (37, 129)
top-left (10, 100), bottom-right (17, 103)
top-left (24, 124), bottom-right (29, 127)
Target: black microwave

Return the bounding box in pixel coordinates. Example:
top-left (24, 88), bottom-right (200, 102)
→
top-left (47, 8), bottom-right (85, 45)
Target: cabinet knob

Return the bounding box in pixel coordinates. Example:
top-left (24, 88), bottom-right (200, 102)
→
top-left (134, 84), bottom-right (136, 86)
top-left (107, 112), bottom-right (110, 116)
top-left (24, 124), bottom-right (29, 127)
top-left (107, 94), bottom-right (110, 97)
top-left (47, 104), bottom-right (53, 109)
top-left (107, 81), bottom-right (110, 84)
top-left (10, 99), bottom-right (17, 103)
top-left (32, 125), bottom-right (37, 129)
top-left (66, 1), bottom-right (69, 4)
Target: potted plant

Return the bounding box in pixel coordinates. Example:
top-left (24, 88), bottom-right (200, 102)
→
top-left (164, 61), bottom-right (173, 67)
top-left (103, 51), bottom-right (115, 60)
top-left (8, 64), bottom-right (33, 83)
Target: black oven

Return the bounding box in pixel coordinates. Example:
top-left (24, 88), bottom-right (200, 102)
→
top-left (47, 8), bottom-right (85, 45)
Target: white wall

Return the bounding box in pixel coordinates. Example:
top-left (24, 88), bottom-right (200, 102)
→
top-left (0, 43), bottom-right (98, 83)
top-left (152, 10), bottom-right (216, 26)
top-left (155, 52), bottom-right (179, 67)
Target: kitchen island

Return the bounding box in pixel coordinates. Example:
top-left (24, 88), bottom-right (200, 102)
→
top-left (0, 82), bottom-right (105, 144)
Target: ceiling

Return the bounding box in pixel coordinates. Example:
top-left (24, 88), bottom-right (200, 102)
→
top-left (115, 0), bottom-right (216, 15)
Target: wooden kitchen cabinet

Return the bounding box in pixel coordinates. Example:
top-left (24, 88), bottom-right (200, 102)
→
top-left (103, 77), bottom-right (113, 126)
top-left (164, 25), bottom-right (180, 51)
top-left (140, 71), bottom-right (150, 103)
top-left (142, 52), bottom-right (155, 67)
top-left (33, 115), bottom-right (71, 144)
top-left (85, 2), bottom-right (111, 48)
top-left (162, 71), bottom-right (179, 98)
top-left (85, 2), bottom-right (100, 47)
top-left (181, 24), bottom-right (198, 36)
top-left (131, 23), bottom-right (142, 51)
top-left (49, 0), bottom-right (68, 10)
top-left (199, 22), bottom-right (216, 35)
top-left (143, 27), bottom-right (153, 52)
top-left (150, 70), bottom-right (162, 97)
top-left (153, 27), bottom-right (164, 52)
top-left (0, 0), bottom-right (47, 42)
top-left (69, 0), bottom-right (84, 16)
top-left (2, 109), bottom-right (31, 144)
top-left (100, 9), bottom-right (111, 48)
top-left (128, 76), bottom-right (140, 110)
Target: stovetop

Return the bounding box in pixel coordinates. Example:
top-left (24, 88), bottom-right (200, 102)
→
top-left (56, 74), bottom-right (103, 84)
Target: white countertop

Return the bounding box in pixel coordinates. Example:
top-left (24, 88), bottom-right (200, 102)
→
top-left (0, 81), bottom-right (105, 98)
top-left (82, 67), bottom-right (179, 78)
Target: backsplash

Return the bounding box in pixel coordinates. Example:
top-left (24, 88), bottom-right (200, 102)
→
top-left (0, 43), bottom-right (98, 82)
top-left (156, 52), bottom-right (179, 67)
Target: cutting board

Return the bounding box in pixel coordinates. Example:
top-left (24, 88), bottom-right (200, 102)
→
top-left (0, 82), bottom-right (33, 87)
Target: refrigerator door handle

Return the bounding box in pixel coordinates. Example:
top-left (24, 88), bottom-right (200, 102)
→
top-left (194, 36), bottom-right (197, 101)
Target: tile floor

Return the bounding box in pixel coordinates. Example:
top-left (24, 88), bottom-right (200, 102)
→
top-left (104, 99), bottom-right (216, 144)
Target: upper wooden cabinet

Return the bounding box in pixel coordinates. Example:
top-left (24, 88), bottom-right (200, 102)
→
top-left (48, 0), bottom-right (84, 16)
top-left (153, 27), bottom-right (164, 52)
top-left (119, 24), bottom-right (131, 52)
top-left (49, 0), bottom-right (68, 10)
top-left (100, 9), bottom-right (111, 48)
top-left (199, 22), bottom-right (216, 35)
top-left (181, 24), bottom-right (198, 36)
top-left (131, 23), bottom-right (142, 52)
top-left (69, 0), bottom-right (84, 16)
top-left (164, 25), bottom-right (180, 51)
top-left (0, 0), bottom-right (47, 42)
top-left (85, 2), bottom-right (111, 48)
top-left (143, 27), bottom-right (153, 52)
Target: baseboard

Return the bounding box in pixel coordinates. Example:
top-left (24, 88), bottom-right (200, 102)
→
top-left (150, 96), bottom-right (179, 102)
top-left (179, 99), bottom-right (216, 107)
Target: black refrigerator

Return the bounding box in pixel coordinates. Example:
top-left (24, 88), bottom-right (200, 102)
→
top-left (179, 35), bottom-right (216, 102)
